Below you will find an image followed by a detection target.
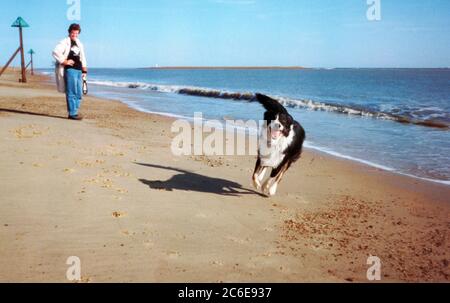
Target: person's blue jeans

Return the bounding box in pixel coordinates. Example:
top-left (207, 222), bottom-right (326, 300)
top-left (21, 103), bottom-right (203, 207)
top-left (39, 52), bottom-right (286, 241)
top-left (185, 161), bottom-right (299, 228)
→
top-left (64, 68), bottom-right (82, 117)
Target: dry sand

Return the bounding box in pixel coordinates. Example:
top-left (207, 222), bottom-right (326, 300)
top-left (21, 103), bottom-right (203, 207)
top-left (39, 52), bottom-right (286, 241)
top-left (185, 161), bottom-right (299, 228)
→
top-left (0, 70), bottom-right (449, 282)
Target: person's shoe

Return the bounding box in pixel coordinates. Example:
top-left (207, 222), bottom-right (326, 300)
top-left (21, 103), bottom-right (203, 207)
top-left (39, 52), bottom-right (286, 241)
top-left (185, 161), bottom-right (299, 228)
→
top-left (68, 115), bottom-right (83, 121)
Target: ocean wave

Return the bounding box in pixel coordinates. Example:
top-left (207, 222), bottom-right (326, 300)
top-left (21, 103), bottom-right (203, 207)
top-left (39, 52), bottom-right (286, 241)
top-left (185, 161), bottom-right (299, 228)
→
top-left (38, 71), bottom-right (53, 76)
top-left (88, 80), bottom-right (450, 129)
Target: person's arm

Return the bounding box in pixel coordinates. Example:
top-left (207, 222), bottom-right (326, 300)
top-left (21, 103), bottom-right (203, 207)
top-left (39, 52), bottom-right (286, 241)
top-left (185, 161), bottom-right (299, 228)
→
top-left (79, 41), bottom-right (88, 74)
top-left (52, 39), bottom-right (68, 65)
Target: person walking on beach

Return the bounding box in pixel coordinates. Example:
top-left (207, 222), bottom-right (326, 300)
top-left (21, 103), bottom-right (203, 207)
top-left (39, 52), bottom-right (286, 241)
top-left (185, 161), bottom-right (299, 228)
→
top-left (52, 23), bottom-right (88, 120)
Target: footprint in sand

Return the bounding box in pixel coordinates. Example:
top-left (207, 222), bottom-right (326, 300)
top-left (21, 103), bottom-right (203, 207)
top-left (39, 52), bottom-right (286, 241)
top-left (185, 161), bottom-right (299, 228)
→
top-left (83, 177), bottom-right (98, 184)
top-left (84, 175), bottom-right (129, 195)
top-left (115, 188), bottom-right (128, 194)
top-left (76, 159), bottom-right (105, 168)
top-left (191, 155), bottom-right (225, 167)
top-left (167, 251), bottom-right (181, 259)
top-left (112, 211), bottom-right (126, 218)
top-left (211, 260), bottom-right (224, 266)
top-left (126, 230), bottom-right (138, 237)
top-left (101, 178), bottom-right (114, 188)
top-left (11, 125), bottom-right (49, 139)
top-left (94, 145), bottom-right (126, 158)
top-left (226, 236), bottom-right (251, 244)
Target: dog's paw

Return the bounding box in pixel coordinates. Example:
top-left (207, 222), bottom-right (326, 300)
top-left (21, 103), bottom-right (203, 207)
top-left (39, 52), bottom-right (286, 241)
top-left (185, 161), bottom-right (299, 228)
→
top-left (262, 179), bottom-right (271, 195)
top-left (268, 182), bottom-right (278, 196)
top-left (252, 175), bottom-right (261, 190)
top-left (262, 178), bottom-right (278, 197)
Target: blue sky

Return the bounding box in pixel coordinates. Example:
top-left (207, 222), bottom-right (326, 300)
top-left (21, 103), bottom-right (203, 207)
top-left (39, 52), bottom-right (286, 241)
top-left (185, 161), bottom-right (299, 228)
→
top-left (1, 0), bottom-right (449, 68)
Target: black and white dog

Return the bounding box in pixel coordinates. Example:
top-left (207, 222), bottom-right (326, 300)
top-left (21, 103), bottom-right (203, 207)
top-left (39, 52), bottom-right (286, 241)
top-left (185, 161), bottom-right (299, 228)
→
top-left (252, 93), bottom-right (306, 196)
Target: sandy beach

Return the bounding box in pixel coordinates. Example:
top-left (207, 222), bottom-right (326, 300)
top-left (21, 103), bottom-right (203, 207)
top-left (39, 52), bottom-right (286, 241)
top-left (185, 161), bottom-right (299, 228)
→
top-left (0, 70), bottom-right (449, 282)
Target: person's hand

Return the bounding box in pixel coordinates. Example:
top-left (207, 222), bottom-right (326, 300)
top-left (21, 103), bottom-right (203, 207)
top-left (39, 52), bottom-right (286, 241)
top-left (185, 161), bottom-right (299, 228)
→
top-left (64, 59), bottom-right (75, 66)
top-left (82, 73), bottom-right (87, 81)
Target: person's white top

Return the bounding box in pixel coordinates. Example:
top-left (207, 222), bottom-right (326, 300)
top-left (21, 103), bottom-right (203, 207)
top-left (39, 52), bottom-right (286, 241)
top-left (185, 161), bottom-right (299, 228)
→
top-left (52, 37), bottom-right (87, 93)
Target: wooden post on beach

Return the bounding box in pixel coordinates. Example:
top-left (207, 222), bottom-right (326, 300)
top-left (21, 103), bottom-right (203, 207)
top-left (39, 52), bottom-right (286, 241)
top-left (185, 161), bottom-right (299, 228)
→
top-left (0, 47), bottom-right (20, 76)
top-left (0, 17), bottom-right (30, 82)
top-left (27, 49), bottom-right (35, 75)
top-left (18, 26), bottom-right (26, 82)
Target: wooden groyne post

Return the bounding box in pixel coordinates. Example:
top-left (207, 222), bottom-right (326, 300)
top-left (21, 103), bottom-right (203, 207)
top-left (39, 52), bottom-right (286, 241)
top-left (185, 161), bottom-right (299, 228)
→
top-left (26, 49), bottom-right (35, 75)
top-left (0, 17), bottom-right (30, 83)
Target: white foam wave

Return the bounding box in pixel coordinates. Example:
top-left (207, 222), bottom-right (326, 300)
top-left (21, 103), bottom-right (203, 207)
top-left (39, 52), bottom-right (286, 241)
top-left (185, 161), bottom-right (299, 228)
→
top-left (88, 80), bottom-right (394, 119)
top-left (88, 79), bottom-right (449, 129)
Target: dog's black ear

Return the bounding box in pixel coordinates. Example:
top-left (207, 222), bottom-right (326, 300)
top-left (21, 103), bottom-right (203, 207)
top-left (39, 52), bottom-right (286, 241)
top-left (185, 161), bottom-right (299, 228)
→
top-left (255, 93), bottom-right (288, 114)
top-left (286, 113), bottom-right (294, 125)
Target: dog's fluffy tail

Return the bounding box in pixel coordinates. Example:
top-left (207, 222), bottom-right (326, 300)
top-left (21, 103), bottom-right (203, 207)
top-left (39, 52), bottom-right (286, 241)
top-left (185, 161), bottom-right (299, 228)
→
top-left (255, 93), bottom-right (288, 114)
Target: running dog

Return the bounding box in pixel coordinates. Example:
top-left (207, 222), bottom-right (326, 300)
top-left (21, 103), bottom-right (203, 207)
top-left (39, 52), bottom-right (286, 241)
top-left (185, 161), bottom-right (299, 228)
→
top-left (252, 93), bottom-right (306, 196)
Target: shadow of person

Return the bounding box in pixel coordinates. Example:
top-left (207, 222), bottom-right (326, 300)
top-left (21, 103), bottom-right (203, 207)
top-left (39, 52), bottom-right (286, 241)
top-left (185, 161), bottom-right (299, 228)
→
top-left (136, 162), bottom-right (264, 197)
top-left (0, 108), bottom-right (68, 120)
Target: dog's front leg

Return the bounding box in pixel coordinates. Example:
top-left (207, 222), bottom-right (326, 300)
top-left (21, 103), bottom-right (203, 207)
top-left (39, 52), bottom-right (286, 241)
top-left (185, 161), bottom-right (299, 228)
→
top-left (254, 167), bottom-right (267, 190)
top-left (263, 161), bottom-right (290, 197)
top-left (252, 158), bottom-right (267, 190)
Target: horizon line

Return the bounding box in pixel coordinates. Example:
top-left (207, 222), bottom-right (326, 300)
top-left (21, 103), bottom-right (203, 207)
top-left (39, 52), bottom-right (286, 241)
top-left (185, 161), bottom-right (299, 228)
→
top-left (26, 66), bottom-right (450, 70)
top-left (142, 66), bottom-right (307, 70)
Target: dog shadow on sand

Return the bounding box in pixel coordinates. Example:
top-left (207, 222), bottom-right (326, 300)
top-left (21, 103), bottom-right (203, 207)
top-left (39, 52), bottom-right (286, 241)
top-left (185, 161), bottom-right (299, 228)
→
top-left (136, 163), bottom-right (264, 197)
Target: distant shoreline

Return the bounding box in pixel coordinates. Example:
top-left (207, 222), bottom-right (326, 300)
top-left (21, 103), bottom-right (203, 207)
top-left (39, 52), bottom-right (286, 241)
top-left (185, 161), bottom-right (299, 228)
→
top-left (142, 66), bottom-right (307, 70)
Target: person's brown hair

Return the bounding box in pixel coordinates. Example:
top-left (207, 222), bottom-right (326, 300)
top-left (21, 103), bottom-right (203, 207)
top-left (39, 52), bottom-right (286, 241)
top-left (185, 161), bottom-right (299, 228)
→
top-left (68, 23), bottom-right (81, 34)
